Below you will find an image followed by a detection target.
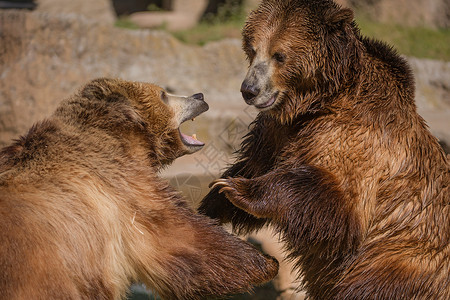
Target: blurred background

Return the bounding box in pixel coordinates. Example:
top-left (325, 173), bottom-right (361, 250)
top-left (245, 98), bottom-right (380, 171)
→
top-left (0, 0), bottom-right (449, 299)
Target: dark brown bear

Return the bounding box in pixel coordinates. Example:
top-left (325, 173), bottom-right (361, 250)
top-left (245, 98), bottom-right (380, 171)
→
top-left (0, 78), bottom-right (278, 300)
top-left (199, 0), bottom-right (450, 299)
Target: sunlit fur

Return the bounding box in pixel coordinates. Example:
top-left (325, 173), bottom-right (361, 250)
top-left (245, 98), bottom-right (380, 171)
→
top-left (200, 0), bottom-right (450, 299)
top-left (0, 78), bottom-right (278, 300)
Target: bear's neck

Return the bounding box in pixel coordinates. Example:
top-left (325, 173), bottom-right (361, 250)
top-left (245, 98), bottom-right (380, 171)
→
top-left (358, 37), bottom-right (415, 105)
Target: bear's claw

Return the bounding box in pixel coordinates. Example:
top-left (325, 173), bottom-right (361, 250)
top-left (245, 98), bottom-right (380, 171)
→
top-left (211, 179), bottom-right (236, 196)
top-left (209, 178), bottom-right (231, 189)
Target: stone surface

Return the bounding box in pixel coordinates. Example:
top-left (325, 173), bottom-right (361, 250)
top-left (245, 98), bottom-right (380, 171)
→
top-left (129, 0), bottom-right (208, 31)
top-left (336, 0), bottom-right (450, 29)
top-left (0, 10), bottom-right (248, 149)
top-left (35, 0), bottom-right (116, 25)
top-left (409, 57), bottom-right (450, 145)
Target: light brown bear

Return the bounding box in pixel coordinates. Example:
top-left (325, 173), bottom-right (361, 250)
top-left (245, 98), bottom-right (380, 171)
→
top-left (199, 0), bottom-right (450, 299)
top-left (0, 78), bottom-right (278, 300)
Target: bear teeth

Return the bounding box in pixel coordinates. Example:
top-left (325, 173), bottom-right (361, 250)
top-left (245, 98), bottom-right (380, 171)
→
top-left (192, 134), bottom-right (197, 140)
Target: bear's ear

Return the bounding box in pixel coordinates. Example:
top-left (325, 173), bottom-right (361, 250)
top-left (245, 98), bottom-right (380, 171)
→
top-left (324, 7), bottom-right (354, 31)
top-left (80, 78), bottom-right (130, 103)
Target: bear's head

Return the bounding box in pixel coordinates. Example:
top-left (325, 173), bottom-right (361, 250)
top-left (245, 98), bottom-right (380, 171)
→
top-left (241, 0), bottom-right (362, 123)
top-left (60, 78), bottom-right (209, 168)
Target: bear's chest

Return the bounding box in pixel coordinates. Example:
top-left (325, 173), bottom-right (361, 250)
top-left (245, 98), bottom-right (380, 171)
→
top-left (276, 118), bottom-right (378, 175)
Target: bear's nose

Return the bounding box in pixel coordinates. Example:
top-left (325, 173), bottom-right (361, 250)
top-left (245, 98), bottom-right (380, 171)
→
top-left (240, 81), bottom-right (260, 104)
top-left (191, 93), bottom-right (204, 101)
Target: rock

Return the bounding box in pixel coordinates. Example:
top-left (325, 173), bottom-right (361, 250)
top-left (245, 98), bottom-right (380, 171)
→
top-left (129, 0), bottom-right (208, 31)
top-left (335, 0), bottom-right (450, 29)
top-left (0, 10), bottom-right (250, 158)
top-left (408, 57), bottom-right (450, 145)
top-left (35, 0), bottom-right (116, 25)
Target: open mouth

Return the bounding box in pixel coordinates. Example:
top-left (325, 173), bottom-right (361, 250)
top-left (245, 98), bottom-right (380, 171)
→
top-left (166, 91), bottom-right (209, 153)
top-left (178, 101), bottom-right (209, 152)
top-left (179, 126), bottom-right (204, 149)
top-left (254, 91), bottom-right (279, 109)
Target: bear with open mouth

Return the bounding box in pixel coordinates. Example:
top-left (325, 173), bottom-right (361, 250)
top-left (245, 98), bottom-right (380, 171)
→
top-left (0, 78), bottom-right (278, 299)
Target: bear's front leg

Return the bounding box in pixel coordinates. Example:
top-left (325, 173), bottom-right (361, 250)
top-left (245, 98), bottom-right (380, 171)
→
top-left (211, 165), bottom-right (361, 252)
top-left (210, 177), bottom-right (277, 219)
top-left (199, 159), bottom-right (269, 234)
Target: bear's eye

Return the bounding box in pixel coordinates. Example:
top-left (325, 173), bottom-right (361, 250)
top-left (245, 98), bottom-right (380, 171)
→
top-left (247, 50), bottom-right (256, 62)
top-left (273, 52), bottom-right (286, 64)
top-left (160, 91), bottom-right (168, 103)
top-left (245, 45), bottom-right (256, 60)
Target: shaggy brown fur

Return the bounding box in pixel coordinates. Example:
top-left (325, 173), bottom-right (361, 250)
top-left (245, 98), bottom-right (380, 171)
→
top-left (0, 78), bottom-right (278, 300)
top-left (199, 0), bottom-right (450, 299)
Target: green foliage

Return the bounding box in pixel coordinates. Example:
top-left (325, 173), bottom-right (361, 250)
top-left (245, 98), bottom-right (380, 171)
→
top-left (356, 17), bottom-right (450, 61)
top-left (115, 17), bottom-right (140, 30)
top-left (114, 4), bottom-right (449, 61)
top-left (171, 0), bottom-right (246, 46)
top-left (146, 4), bottom-right (164, 12)
top-left (202, 0), bottom-right (245, 24)
top-left (171, 20), bottom-right (244, 46)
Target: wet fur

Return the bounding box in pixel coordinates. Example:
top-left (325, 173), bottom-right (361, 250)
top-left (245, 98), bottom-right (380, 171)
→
top-left (0, 78), bottom-right (278, 300)
top-left (199, 0), bottom-right (450, 299)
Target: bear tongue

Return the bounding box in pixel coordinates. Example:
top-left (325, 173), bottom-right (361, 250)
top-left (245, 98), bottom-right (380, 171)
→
top-left (181, 132), bottom-right (204, 146)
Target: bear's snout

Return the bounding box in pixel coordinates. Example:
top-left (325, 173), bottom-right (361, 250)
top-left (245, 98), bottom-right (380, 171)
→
top-left (241, 60), bottom-right (279, 110)
top-left (241, 80), bottom-right (260, 104)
